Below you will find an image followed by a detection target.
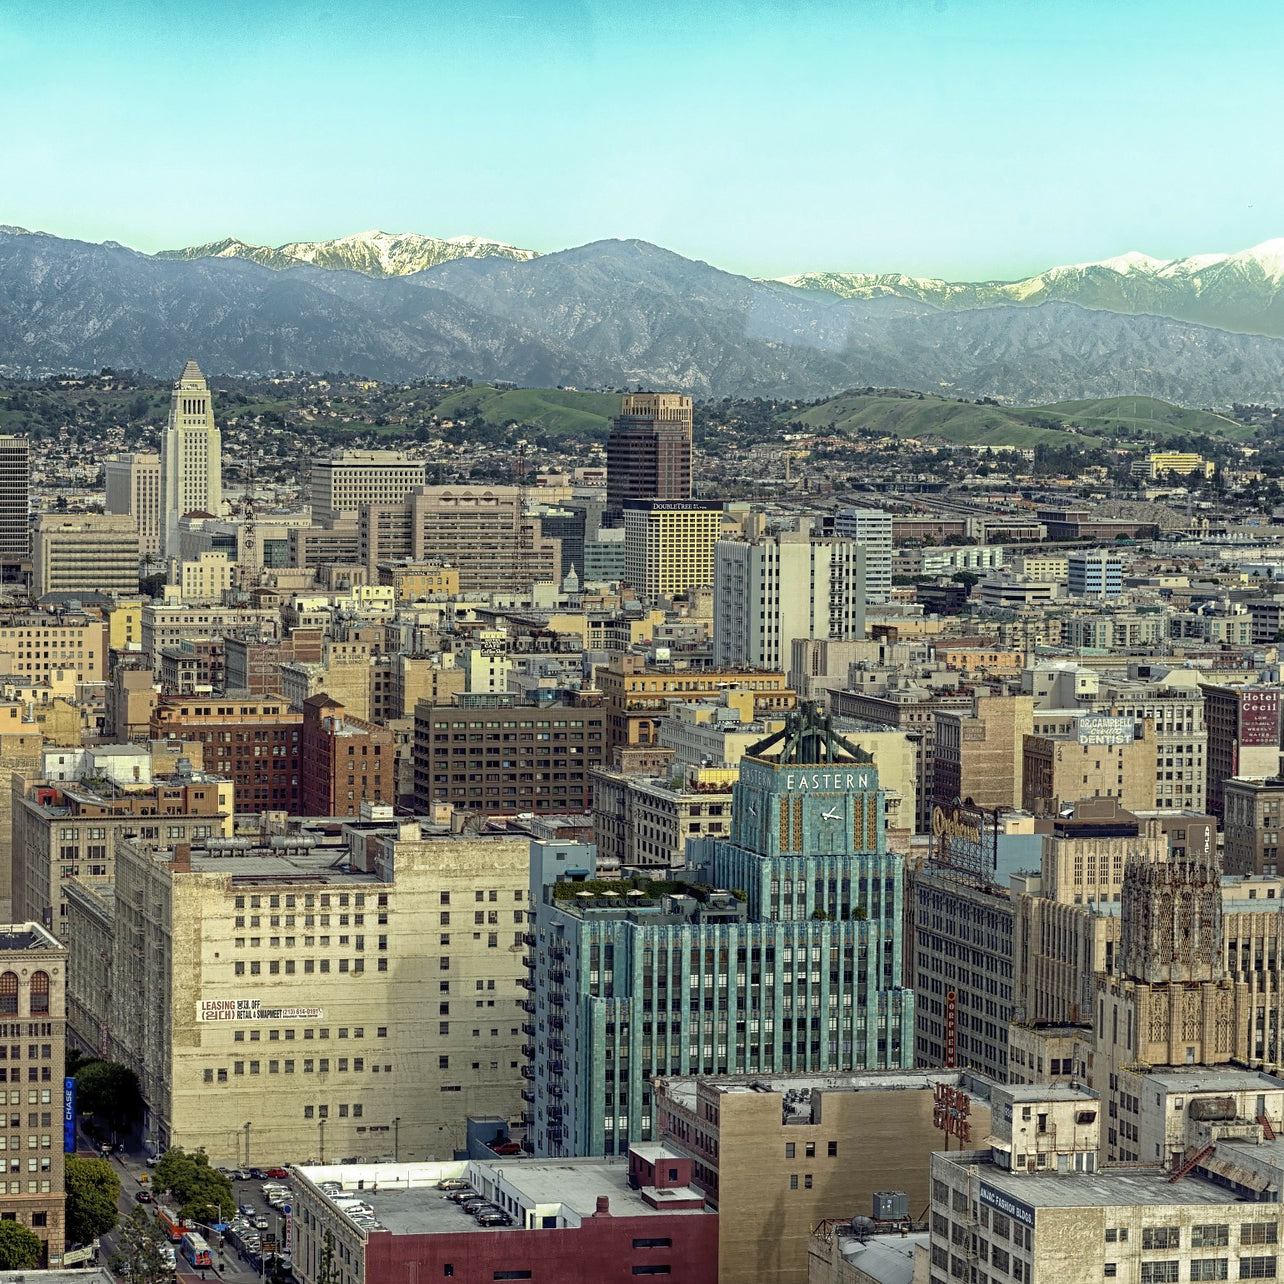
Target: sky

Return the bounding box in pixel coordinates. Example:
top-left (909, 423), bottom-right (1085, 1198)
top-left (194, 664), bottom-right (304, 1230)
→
top-left (2, 0), bottom-right (1282, 281)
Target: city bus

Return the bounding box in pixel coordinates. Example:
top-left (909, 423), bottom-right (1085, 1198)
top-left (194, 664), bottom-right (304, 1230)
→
top-left (156, 1206), bottom-right (187, 1242)
top-left (180, 1232), bottom-right (212, 1269)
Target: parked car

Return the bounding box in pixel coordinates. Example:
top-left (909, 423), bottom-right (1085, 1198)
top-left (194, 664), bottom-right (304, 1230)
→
top-left (447, 1188), bottom-right (476, 1204)
top-left (437, 1178), bottom-right (470, 1192)
top-left (490, 1141), bottom-right (522, 1156)
top-left (476, 1210), bottom-right (512, 1227)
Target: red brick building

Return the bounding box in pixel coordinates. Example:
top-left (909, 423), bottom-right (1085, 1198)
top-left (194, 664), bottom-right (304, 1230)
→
top-left (300, 693), bottom-right (394, 817)
top-left (150, 694), bottom-right (302, 813)
top-left (295, 1149), bottom-right (717, 1284)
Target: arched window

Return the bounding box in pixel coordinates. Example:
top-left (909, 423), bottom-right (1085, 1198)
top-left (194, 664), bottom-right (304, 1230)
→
top-left (29, 972), bottom-right (49, 1015)
top-left (0, 973), bottom-right (16, 1016)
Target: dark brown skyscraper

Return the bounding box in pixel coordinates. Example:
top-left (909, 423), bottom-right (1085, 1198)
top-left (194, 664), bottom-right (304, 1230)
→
top-left (606, 392), bottom-right (693, 514)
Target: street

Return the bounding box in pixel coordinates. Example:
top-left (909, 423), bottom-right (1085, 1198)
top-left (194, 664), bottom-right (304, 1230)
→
top-left (93, 1142), bottom-right (288, 1284)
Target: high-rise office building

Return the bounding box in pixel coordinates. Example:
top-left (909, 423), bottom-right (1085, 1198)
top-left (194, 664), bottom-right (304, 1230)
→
top-left (33, 513), bottom-right (140, 599)
top-left (713, 521), bottom-right (866, 669)
top-left (622, 499), bottom-right (722, 600)
top-left (0, 434), bottom-right (31, 564)
top-left (308, 450), bottom-right (428, 520)
top-left (530, 704), bottom-right (914, 1157)
top-left (1067, 549), bottom-right (1124, 597)
top-left (105, 451), bottom-right (162, 556)
top-left (606, 393), bottom-right (693, 514)
top-left (831, 507), bottom-right (892, 604)
top-left (160, 361), bottom-right (222, 556)
top-left (1201, 683), bottom-right (1282, 819)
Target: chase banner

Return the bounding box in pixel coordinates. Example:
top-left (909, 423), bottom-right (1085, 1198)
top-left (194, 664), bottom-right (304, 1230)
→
top-left (63, 1077), bottom-right (76, 1152)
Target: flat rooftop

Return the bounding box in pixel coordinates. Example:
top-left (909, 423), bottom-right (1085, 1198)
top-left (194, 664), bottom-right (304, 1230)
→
top-left (660, 1070), bottom-right (995, 1110)
top-left (1141, 1067), bottom-right (1284, 1094)
top-left (296, 1157), bottom-right (710, 1237)
top-left (1000, 1084), bottom-right (1098, 1102)
top-left (954, 1154), bottom-right (1249, 1209)
top-left (0, 922), bottom-right (62, 951)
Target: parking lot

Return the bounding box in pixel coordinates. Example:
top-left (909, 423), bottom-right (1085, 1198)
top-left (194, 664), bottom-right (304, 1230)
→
top-left (216, 1169), bottom-right (295, 1277)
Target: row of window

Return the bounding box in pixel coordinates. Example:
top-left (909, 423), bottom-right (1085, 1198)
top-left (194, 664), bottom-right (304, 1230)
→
top-left (204, 1060), bottom-right (391, 1080)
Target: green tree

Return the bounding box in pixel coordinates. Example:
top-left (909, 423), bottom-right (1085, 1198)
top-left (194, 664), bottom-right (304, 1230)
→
top-left (154, 1146), bottom-right (234, 1222)
top-left (76, 1060), bottom-right (143, 1138)
top-left (65, 1155), bottom-right (121, 1246)
top-left (0, 1220), bottom-right (43, 1269)
top-left (111, 1206), bottom-right (171, 1284)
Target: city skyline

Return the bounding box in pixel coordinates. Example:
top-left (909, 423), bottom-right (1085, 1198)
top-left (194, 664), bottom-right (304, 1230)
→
top-left (2, 0), bottom-right (1281, 280)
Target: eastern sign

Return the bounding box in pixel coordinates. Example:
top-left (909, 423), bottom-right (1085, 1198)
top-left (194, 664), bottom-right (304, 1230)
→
top-left (783, 770), bottom-right (874, 792)
top-left (197, 999), bottom-right (325, 1023)
top-left (979, 1182), bottom-right (1036, 1230)
top-left (1075, 714), bottom-right (1135, 746)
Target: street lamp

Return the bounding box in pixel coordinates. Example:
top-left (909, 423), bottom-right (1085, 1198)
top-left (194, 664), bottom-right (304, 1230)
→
top-left (318, 1118), bottom-right (325, 1164)
top-left (393, 1117), bottom-right (400, 1164)
top-left (244, 1121), bottom-right (252, 1169)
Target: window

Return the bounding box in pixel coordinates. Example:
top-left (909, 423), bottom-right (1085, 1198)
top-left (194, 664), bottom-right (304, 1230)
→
top-left (1244, 1227), bottom-right (1280, 1247)
top-left (633, 1239), bottom-right (672, 1249)
top-left (828, 1141), bottom-right (838, 1157)
top-left (493, 1274), bottom-right (533, 1281)
top-left (631, 1271), bottom-right (671, 1278)
top-left (1140, 1265), bottom-right (1179, 1284)
top-left (789, 1174), bottom-right (798, 1190)
top-left (1105, 1268), bottom-right (1118, 1279)
top-left (1143, 1229), bottom-right (1180, 1251)
top-left (1239, 1260), bottom-right (1277, 1280)
top-left (784, 1143), bottom-right (795, 1159)
top-left (28, 974), bottom-right (48, 1016)
top-left (1195, 1227), bottom-right (1232, 1249)
top-left (1191, 1263), bottom-right (1229, 1282)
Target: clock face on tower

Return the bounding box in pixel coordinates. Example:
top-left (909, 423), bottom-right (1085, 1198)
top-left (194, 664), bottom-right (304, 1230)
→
top-left (818, 801), bottom-right (845, 849)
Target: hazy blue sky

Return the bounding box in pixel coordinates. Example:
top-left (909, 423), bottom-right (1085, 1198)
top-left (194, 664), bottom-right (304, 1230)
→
top-left (2, 0), bottom-right (1280, 279)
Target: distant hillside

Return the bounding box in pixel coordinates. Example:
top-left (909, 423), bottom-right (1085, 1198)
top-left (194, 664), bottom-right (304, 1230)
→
top-left (784, 391), bottom-right (1251, 448)
top-left (432, 385), bottom-right (619, 436)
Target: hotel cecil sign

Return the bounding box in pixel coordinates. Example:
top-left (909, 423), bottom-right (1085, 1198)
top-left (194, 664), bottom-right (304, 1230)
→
top-left (197, 999), bottom-right (325, 1023)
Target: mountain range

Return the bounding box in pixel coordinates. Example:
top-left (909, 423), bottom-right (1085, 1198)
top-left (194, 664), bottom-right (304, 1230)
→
top-left (2, 225), bottom-right (1283, 405)
top-left (155, 229), bottom-right (536, 277)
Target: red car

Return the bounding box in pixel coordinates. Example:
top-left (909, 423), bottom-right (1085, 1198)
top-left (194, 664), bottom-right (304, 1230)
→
top-left (490, 1141), bottom-right (522, 1156)
top-left (264, 1167), bottom-right (289, 1179)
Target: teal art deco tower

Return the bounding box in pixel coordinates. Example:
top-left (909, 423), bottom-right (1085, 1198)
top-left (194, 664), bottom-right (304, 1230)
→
top-left (529, 704), bottom-right (914, 1157)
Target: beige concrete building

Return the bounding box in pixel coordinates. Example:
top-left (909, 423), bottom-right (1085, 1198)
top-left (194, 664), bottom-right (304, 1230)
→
top-left (34, 511), bottom-right (139, 600)
top-left (11, 771), bottom-right (232, 940)
top-left (80, 821), bottom-right (529, 1165)
top-left (164, 550), bottom-right (234, 603)
top-left (656, 1071), bottom-right (993, 1284)
top-left (933, 694), bottom-right (1034, 813)
top-left (104, 451), bottom-right (162, 557)
top-left (141, 603), bottom-right (279, 667)
top-left (591, 766), bottom-right (734, 870)
top-left (1022, 719), bottom-right (1158, 816)
top-left (0, 611), bottom-right (106, 686)
top-left (308, 450), bottom-right (428, 520)
top-left (0, 923), bottom-right (67, 1266)
top-left (375, 558), bottom-right (460, 601)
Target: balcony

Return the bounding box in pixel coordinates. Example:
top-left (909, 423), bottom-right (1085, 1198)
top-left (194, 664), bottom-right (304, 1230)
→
top-left (550, 967), bottom-right (566, 985)
top-left (520, 1065), bottom-right (534, 1080)
top-left (517, 976), bottom-right (534, 990)
top-left (522, 955), bottom-right (536, 970)
top-left (549, 992), bottom-right (565, 1006)
top-left (520, 1088), bottom-right (535, 1103)
top-left (522, 932), bottom-right (536, 947)
top-left (550, 1059), bottom-right (565, 1075)
top-left (549, 1036), bottom-right (564, 1053)
top-left (549, 1015), bottom-right (565, 1031)
top-left (521, 1022), bottom-right (535, 1037)
top-left (547, 1105), bottom-right (564, 1121)
top-left (521, 1044), bottom-right (535, 1060)
top-left (519, 998), bottom-right (535, 1013)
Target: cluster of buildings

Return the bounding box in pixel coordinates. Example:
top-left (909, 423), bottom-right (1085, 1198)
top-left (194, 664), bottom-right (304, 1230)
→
top-left (8, 365), bottom-right (1284, 1283)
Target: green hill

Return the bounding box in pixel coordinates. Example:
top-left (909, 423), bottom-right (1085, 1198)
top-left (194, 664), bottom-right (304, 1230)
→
top-left (783, 391), bottom-right (1251, 448)
top-left (432, 385), bottom-right (619, 436)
